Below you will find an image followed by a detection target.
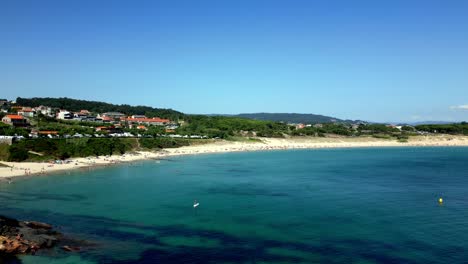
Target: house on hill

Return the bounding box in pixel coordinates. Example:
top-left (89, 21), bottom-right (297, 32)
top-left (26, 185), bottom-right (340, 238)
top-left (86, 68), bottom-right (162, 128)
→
top-left (57, 110), bottom-right (73, 120)
top-left (2, 114), bottom-right (29, 127)
top-left (100, 112), bottom-right (125, 119)
top-left (122, 116), bottom-right (171, 126)
top-left (18, 107), bottom-right (35, 118)
top-left (35, 105), bottom-right (55, 117)
top-left (10, 106), bottom-right (23, 113)
top-left (73, 110), bottom-right (91, 120)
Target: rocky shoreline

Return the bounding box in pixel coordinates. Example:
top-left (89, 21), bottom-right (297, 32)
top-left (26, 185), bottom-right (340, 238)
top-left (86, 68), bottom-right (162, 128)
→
top-left (0, 215), bottom-right (61, 256)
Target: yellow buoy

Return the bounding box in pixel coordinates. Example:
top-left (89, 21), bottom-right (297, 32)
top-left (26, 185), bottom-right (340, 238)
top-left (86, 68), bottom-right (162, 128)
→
top-left (438, 197), bottom-right (443, 204)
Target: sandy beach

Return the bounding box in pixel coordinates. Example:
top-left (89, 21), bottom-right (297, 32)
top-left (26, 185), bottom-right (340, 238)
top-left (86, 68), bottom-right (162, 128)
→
top-left (1, 135), bottom-right (468, 179)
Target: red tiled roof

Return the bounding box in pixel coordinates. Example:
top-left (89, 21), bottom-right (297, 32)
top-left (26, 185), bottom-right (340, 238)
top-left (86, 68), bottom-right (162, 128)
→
top-left (5, 114), bottom-right (24, 120)
top-left (123, 117), bottom-right (170, 123)
top-left (96, 126), bottom-right (115, 130)
top-left (38, 131), bottom-right (58, 135)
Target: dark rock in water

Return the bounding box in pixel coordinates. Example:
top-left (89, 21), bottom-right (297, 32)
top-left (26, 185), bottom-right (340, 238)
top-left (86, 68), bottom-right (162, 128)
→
top-left (0, 215), bottom-right (61, 256)
top-left (24, 221), bottom-right (52, 230)
top-left (61, 245), bottom-right (81, 252)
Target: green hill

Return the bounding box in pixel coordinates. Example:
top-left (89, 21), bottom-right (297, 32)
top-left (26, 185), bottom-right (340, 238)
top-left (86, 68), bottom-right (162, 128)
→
top-left (233, 113), bottom-right (348, 124)
top-left (16, 97), bottom-right (184, 120)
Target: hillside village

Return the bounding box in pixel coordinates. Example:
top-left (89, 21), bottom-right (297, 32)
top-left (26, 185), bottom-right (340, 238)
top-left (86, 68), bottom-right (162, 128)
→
top-left (0, 99), bottom-right (203, 140)
top-left (1, 98), bottom-right (467, 144)
top-left (0, 101), bottom-right (401, 140)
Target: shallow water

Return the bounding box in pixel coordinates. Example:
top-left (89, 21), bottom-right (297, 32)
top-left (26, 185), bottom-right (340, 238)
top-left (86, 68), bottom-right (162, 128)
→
top-left (1, 147), bottom-right (468, 263)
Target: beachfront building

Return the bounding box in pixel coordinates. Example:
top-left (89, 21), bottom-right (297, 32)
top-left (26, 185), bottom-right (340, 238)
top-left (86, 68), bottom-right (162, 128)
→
top-left (2, 114), bottom-right (29, 127)
top-left (31, 130), bottom-right (59, 138)
top-left (96, 126), bottom-right (123, 133)
top-left (295, 123), bottom-right (305, 129)
top-left (122, 116), bottom-right (171, 126)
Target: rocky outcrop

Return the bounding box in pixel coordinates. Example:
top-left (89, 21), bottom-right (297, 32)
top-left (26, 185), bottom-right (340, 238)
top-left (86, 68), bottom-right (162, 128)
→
top-left (0, 215), bottom-right (61, 256)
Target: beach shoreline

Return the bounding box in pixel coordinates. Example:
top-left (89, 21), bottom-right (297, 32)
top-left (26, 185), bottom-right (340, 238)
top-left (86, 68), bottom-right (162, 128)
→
top-left (1, 135), bottom-right (468, 179)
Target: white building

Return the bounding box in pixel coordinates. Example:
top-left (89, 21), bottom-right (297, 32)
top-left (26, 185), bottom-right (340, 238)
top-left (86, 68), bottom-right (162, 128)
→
top-left (35, 105), bottom-right (55, 117)
top-left (57, 110), bottom-right (73, 120)
top-left (18, 109), bottom-right (35, 118)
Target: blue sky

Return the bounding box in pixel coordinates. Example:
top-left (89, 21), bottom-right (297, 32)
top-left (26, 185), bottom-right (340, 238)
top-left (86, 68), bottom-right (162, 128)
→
top-left (1, 0), bottom-right (467, 122)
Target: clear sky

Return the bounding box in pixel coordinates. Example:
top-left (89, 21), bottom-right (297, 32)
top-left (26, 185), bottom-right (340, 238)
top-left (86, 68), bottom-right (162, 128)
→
top-left (1, 0), bottom-right (467, 122)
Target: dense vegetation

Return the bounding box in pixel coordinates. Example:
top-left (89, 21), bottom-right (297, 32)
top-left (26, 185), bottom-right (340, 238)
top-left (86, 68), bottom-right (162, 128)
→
top-left (6, 137), bottom-right (199, 162)
top-left (17, 97), bottom-right (184, 120)
top-left (291, 123), bottom-right (352, 136)
top-left (0, 122), bottom-right (30, 137)
top-left (176, 115), bottom-right (290, 138)
top-left (0, 144), bottom-right (9, 161)
top-left (232, 113), bottom-right (349, 124)
top-left (139, 138), bottom-right (191, 149)
top-left (415, 123), bottom-right (468, 135)
top-left (356, 124), bottom-right (401, 134)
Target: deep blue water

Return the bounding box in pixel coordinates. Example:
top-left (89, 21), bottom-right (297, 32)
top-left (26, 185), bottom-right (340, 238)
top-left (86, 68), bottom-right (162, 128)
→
top-left (1, 147), bottom-right (468, 263)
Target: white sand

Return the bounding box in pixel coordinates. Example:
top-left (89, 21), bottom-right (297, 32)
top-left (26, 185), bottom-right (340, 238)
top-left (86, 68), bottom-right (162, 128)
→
top-left (1, 135), bottom-right (467, 179)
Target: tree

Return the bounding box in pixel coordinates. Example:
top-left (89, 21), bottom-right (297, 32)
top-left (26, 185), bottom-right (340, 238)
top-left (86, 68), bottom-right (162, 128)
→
top-left (402, 126), bottom-right (415, 131)
top-left (8, 144), bottom-right (29, 162)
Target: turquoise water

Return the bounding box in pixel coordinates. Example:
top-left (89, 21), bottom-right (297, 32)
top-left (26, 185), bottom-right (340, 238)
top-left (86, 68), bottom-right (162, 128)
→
top-left (1, 147), bottom-right (468, 263)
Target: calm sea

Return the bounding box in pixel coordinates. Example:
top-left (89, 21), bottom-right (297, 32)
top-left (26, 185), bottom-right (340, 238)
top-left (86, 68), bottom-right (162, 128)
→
top-left (1, 147), bottom-right (468, 264)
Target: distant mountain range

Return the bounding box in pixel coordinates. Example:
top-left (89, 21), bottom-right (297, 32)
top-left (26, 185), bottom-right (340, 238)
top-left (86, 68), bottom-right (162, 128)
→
top-left (227, 113), bottom-right (362, 124)
top-left (404, 121), bottom-right (458, 125)
top-left (14, 97), bottom-right (462, 125)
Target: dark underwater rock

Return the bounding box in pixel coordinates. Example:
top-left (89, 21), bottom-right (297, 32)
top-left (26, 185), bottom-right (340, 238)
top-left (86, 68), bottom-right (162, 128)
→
top-left (0, 215), bottom-right (61, 256)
